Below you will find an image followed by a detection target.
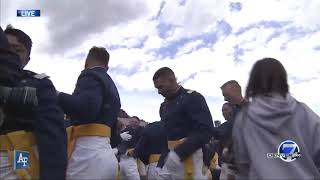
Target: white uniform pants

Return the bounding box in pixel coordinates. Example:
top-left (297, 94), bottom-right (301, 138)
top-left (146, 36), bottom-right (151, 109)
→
top-left (119, 156), bottom-right (140, 180)
top-left (66, 136), bottom-right (118, 180)
top-left (146, 162), bottom-right (158, 180)
top-left (158, 149), bottom-right (208, 180)
top-left (0, 151), bottom-right (19, 180)
top-left (219, 163), bottom-right (236, 180)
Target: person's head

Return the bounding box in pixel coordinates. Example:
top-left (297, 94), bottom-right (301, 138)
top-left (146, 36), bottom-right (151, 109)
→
top-left (85, 46), bottom-right (109, 70)
top-left (4, 25), bottom-right (32, 68)
top-left (153, 67), bottom-right (180, 98)
top-left (128, 116), bottom-right (140, 128)
top-left (245, 58), bottom-right (289, 98)
top-left (220, 80), bottom-right (243, 105)
top-left (222, 102), bottom-right (234, 121)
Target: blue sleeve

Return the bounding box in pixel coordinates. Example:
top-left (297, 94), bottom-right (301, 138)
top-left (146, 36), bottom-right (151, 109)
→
top-left (174, 92), bottom-right (213, 160)
top-left (134, 132), bottom-right (149, 164)
top-left (58, 75), bottom-right (103, 120)
top-left (33, 78), bottom-right (67, 180)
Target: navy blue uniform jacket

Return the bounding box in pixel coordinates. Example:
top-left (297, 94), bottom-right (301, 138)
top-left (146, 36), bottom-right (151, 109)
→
top-left (134, 121), bottom-right (167, 165)
top-left (159, 87), bottom-right (214, 162)
top-left (58, 67), bottom-right (121, 136)
top-left (0, 26), bottom-right (67, 180)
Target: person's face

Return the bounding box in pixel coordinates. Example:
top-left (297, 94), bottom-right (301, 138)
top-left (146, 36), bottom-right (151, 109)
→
top-left (128, 118), bottom-right (139, 128)
top-left (6, 34), bottom-right (29, 67)
top-left (222, 104), bottom-right (233, 121)
top-left (221, 84), bottom-right (239, 104)
top-left (154, 77), bottom-right (176, 98)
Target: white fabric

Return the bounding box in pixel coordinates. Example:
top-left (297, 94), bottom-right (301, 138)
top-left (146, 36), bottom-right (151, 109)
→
top-left (219, 163), bottom-right (236, 180)
top-left (137, 159), bottom-right (147, 177)
top-left (119, 156), bottom-right (140, 180)
top-left (146, 162), bottom-right (159, 180)
top-left (66, 136), bottom-right (118, 180)
top-left (0, 151), bottom-right (19, 180)
top-left (120, 131), bottom-right (132, 141)
top-left (158, 149), bottom-right (208, 180)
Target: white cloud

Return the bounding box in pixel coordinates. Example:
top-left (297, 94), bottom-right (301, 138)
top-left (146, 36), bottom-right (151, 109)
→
top-left (1, 0), bottom-right (320, 123)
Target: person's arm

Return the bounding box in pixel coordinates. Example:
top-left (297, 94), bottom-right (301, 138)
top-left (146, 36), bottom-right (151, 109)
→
top-left (58, 75), bottom-right (103, 120)
top-left (174, 92), bottom-right (213, 161)
top-left (34, 78), bottom-right (67, 180)
top-left (133, 132), bottom-right (149, 164)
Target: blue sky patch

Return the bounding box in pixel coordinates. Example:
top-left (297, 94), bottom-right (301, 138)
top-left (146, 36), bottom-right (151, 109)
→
top-left (229, 2), bottom-right (242, 12)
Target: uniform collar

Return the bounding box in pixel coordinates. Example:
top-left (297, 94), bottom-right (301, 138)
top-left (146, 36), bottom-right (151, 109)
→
top-left (165, 86), bottom-right (184, 101)
top-left (88, 66), bottom-right (107, 70)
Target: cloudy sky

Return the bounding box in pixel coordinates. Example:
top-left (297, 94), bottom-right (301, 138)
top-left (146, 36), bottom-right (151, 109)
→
top-left (1, 0), bottom-right (319, 122)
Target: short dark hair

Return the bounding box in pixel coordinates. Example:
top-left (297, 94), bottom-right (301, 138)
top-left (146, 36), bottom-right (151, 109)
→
top-left (221, 80), bottom-right (241, 90)
top-left (245, 58), bottom-right (289, 98)
top-left (131, 116), bottom-right (140, 121)
top-left (153, 67), bottom-right (175, 81)
top-left (87, 46), bottom-right (109, 65)
top-left (4, 25), bottom-right (32, 55)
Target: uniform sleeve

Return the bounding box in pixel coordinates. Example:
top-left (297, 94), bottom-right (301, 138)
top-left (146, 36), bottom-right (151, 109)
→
top-left (33, 78), bottom-right (67, 180)
top-left (174, 92), bottom-right (214, 160)
top-left (134, 131), bottom-right (150, 164)
top-left (58, 75), bottom-right (103, 120)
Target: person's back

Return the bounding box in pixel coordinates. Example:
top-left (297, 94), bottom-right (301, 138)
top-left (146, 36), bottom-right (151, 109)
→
top-left (58, 46), bottom-right (120, 179)
top-left (234, 94), bottom-right (320, 179)
top-left (233, 58), bottom-right (320, 179)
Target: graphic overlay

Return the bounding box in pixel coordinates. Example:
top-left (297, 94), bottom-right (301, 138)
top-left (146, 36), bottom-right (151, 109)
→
top-left (13, 150), bottom-right (30, 170)
top-left (17, 10), bottom-right (40, 17)
top-left (267, 140), bottom-right (301, 162)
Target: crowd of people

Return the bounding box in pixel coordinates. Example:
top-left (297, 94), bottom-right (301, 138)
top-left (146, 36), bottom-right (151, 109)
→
top-left (0, 24), bottom-right (320, 180)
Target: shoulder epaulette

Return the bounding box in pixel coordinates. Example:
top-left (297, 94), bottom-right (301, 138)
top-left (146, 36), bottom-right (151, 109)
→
top-left (34, 73), bottom-right (49, 79)
top-left (187, 89), bottom-right (195, 94)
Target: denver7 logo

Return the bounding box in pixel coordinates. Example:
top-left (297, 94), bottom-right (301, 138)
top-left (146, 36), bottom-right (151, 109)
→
top-left (278, 140), bottom-right (300, 162)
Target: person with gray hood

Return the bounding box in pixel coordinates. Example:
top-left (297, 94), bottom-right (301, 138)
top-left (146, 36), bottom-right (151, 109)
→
top-left (232, 57), bottom-right (320, 179)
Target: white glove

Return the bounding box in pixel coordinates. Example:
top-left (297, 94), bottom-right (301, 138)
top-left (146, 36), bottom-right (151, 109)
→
top-left (120, 131), bottom-right (132, 141)
top-left (112, 148), bottom-right (118, 155)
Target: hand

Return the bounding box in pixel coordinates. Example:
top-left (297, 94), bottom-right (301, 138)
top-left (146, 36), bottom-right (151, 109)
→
top-left (120, 131), bottom-right (132, 141)
top-left (112, 148), bottom-right (118, 155)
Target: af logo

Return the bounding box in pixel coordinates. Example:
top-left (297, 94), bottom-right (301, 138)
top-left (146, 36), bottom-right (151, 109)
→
top-left (14, 150), bottom-right (30, 170)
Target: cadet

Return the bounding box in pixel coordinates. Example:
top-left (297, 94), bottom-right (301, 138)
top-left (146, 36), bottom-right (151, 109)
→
top-left (132, 121), bottom-right (167, 180)
top-left (57, 46), bottom-right (120, 179)
top-left (118, 117), bottom-right (144, 180)
top-left (0, 26), bottom-right (67, 179)
top-left (153, 67), bottom-right (214, 179)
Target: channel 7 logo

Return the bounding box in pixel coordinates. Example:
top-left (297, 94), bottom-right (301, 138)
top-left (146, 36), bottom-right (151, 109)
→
top-left (13, 150), bottom-right (30, 170)
top-left (267, 140), bottom-right (301, 162)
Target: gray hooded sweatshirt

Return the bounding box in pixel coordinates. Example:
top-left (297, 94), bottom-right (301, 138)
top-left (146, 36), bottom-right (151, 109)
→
top-left (232, 94), bottom-right (320, 180)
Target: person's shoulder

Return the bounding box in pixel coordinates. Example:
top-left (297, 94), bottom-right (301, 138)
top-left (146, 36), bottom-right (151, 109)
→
top-left (183, 88), bottom-right (205, 102)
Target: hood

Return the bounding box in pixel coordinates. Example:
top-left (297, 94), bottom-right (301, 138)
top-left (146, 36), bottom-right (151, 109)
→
top-left (247, 94), bottom-right (298, 134)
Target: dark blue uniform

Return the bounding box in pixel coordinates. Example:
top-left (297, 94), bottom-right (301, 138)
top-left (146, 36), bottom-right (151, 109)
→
top-left (121, 126), bottom-right (144, 149)
top-left (58, 67), bottom-right (121, 135)
top-left (133, 121), bottom-right (167, 165)
top-left (0, 27), bottom-right (67, 180)
top-left (159, 87), bottom-right (214, 162)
